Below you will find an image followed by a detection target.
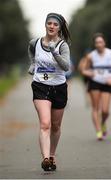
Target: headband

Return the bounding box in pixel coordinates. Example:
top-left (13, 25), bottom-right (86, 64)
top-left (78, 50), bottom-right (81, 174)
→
top-left (46, 13), bottom-right (65, 26)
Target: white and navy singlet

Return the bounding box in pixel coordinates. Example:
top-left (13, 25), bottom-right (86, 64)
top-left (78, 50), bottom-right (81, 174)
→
top-left (90, 48), bottom-right (111, 84)
top-left (33, 38), bottom-right (68, 86)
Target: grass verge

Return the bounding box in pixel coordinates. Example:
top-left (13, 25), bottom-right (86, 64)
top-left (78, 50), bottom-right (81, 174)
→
top-left (0, 66), bottom-right (20, 99)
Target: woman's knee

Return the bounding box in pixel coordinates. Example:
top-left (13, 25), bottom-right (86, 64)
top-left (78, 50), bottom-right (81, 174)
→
top-left (40, 121), bottom-right (51, 131)
top-left (92, 106), bottom-right (100, 113)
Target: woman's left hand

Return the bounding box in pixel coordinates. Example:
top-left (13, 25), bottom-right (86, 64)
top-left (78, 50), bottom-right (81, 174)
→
top-left (48, 41), bottom-right (56, 53)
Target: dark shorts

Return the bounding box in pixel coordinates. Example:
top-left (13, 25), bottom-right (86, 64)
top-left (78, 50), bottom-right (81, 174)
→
top-left (31, 81), bottom-right (68, 109)
top-left (88, 80), bottom-right (111, 93)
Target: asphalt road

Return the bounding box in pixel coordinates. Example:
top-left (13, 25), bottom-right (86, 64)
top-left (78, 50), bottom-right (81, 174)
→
top-left (0, 77), bottom-right (111, 179)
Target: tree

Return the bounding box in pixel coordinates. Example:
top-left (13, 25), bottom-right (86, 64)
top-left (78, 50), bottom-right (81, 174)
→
top-left (69, 0), bottom-right (111, 66)
top-left (0, 0), bottom-right (30, 74)
top-left (86, 0), bottom-right (102, 6)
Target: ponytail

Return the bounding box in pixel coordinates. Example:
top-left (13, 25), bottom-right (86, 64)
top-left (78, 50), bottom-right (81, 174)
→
top-left (61, 18), bottom-right (71, 44)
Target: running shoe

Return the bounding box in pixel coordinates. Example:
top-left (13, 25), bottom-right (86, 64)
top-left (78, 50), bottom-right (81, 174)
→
top-left (101, 123), bottom-right (107, 136)
top-left (49, 157), bottom-right (57, 171)
top-left (41, 158), bottom-right (51, 171)
top-left (96, 131), bottom-right (103, 141)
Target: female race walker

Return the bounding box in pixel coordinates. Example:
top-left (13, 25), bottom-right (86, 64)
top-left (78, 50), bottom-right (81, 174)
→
top-left (28, 13), bottom-right (70, 171)
top-left (79, 33), bottom-right (111, 141)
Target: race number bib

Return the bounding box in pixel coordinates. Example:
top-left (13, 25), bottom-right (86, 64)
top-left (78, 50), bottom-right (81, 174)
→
top-left (36, 67), bottom-right (56, 81)
top-left (92, 69), bottom-right (111, 84)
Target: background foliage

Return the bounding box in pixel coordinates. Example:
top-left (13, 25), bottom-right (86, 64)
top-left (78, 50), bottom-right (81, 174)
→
top-left (0, 0), bottom-right (30, 75)
top-left (69, 0), bottom-right (111, 66)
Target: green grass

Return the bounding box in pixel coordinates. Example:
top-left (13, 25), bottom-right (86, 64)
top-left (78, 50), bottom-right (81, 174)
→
top-left (0, 66), bottom-right (20, 98)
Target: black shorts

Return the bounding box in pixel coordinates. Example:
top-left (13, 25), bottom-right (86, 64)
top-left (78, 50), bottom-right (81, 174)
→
top-left (31, 81), bottom-right (68, 109)
top-left (88, 80), bottom-right (111, 93)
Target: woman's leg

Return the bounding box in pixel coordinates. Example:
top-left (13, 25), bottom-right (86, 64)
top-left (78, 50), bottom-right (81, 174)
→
top-left (34, 100), bottom-right (51, 159)
top-left (101, 92), bottom-right (111, 127)
top-left (89, 90), bottom-right (101, 132)
top-left (50, 108), bottom-right (64, 157)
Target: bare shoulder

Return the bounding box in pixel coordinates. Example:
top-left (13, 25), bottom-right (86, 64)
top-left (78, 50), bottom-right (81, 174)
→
top-left (83, 53), bottom-right (91, 64)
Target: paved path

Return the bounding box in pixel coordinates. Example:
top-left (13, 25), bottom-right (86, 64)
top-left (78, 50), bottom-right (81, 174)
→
top-left (0, 77), bottom-right (111, 179)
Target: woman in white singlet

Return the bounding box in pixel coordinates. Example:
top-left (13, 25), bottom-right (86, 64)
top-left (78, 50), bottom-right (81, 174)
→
top-left (28, 13), bottom-right (70, 171)
top-left (79, 33), bottom-right (111, 140)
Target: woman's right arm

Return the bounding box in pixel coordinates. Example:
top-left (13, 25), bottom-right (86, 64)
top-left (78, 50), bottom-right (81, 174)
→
top-left (28, 39), bottom-right (37, 75)
top-left (28, 39), bottom-right (37, 64)
top-left (78, 54), bottom-right (94, 78)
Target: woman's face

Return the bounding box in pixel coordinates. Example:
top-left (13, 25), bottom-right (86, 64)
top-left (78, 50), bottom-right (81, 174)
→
top-left (94, 37), bottom-right (106, 51)
top-left (45, 18), bottom-right (60, 37)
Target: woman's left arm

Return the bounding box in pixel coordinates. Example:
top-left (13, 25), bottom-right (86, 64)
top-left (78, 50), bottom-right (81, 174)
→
top-left (49, 42), bottom-right (70, 71)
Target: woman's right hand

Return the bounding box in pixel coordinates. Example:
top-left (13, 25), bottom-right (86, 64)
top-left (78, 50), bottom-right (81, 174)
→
top-left (28, 63), bottom-right (35, 75)
top-left (82, 69), bottom-right (95, 78)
